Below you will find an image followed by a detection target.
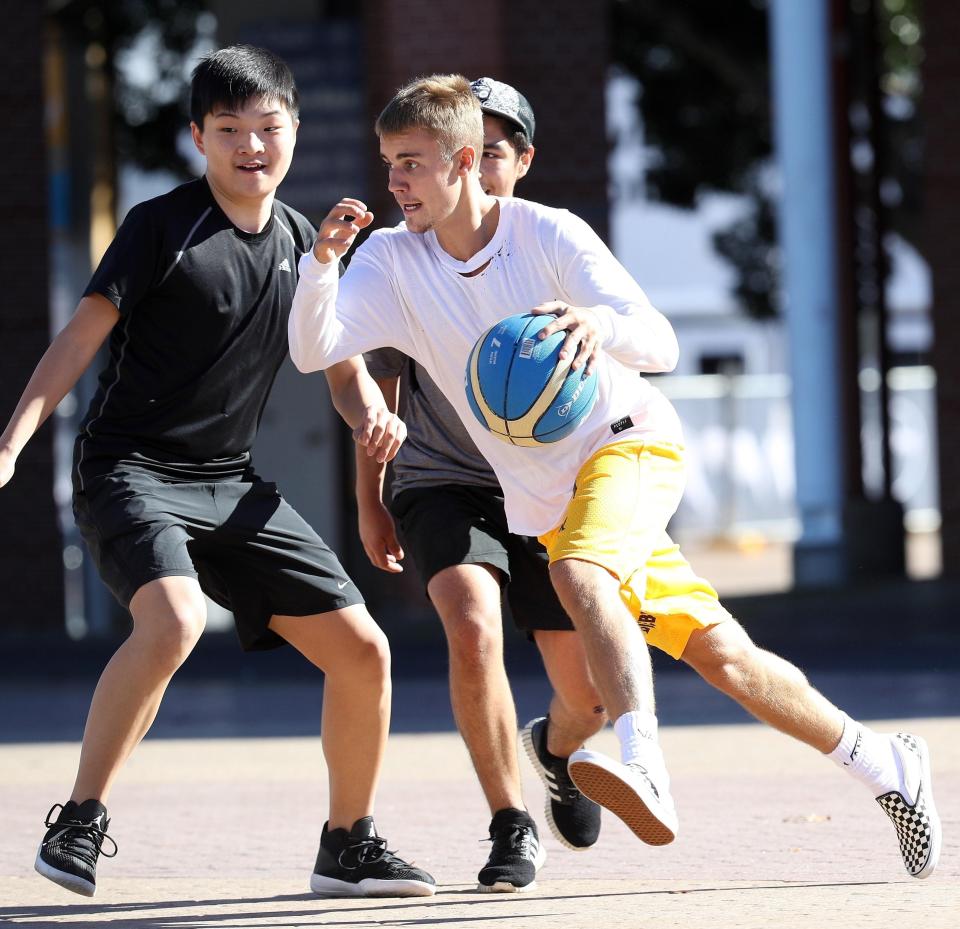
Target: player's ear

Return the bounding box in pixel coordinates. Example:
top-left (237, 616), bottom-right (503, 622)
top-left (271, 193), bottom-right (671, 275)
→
top-left (517, 144), bottom-right (535, 179)
top-left (458, 144), bottom-right (477, 175)
top-left (190, 121), bottom-right (205, 156)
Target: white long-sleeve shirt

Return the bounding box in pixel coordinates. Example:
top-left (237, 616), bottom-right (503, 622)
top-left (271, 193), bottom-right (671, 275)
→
top-left (290, 197), bottom-right (684, 536)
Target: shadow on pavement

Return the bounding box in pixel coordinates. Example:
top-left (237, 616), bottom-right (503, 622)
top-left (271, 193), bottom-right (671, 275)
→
top-left (0, 879), bottom-right (898, 926)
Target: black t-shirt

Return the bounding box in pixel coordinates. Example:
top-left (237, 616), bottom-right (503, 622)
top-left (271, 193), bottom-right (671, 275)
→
top-left (74, 177), bottom-right (315, 486)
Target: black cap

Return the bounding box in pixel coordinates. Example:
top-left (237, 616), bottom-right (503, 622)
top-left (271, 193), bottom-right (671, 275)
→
top-left (470, 77), bottom-right (536, 143)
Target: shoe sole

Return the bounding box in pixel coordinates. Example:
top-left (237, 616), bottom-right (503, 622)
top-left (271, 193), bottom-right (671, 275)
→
top-left (477, 879), bottom-right (538, 893)
top-left (34, 850), bottom-right (96, 897)
top-left (310, 874), bottom-right (436, 897)
top-left (476, 839), bottom-right (546, 894)
top-left (520, 721), bottom-right (593, 851)
top-left (910, 735), bottom-right (941, 879)
top-left (568, 757), bottom-right (676, 846)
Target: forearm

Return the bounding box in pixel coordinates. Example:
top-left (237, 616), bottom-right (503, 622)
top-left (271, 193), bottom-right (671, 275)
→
top-left (353, 374), bottom-right (398, 507)
top-left (591, 303), bottom-right (679, 372)
top-left (290, 253), bottom-right (362, 373)
top-left (355, 441), bottom-right (387, 508)
top-left (1, 325), bottom-right (104, 455)
top-left (325, 358), bottom-right (387, 430)
top-left (558, 215), bottom-right (680, 373)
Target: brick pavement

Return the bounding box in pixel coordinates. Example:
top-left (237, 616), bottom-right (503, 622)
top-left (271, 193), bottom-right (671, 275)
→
top-left (0, 708), bottom-right (956, 928)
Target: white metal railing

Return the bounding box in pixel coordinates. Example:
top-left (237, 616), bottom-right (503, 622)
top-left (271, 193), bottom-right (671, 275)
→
top-left (655, 366), bottom-right (939, 539)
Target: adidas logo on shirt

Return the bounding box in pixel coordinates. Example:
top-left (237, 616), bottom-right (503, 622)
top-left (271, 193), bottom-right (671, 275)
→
top-left (278, 257), bottom-right (291, 273)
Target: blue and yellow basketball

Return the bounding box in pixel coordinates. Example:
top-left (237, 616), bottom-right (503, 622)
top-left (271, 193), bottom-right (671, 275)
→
top-left (465, 313), bottom-right (598, 446)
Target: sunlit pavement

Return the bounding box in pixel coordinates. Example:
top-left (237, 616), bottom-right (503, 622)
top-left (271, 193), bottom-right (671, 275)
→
top-left (0, 670), bottom-right (957, 928)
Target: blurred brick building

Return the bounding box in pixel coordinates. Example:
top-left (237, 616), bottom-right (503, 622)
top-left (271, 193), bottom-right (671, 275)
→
top-left (361, 0), bottom-right (609, 237)
top-left (0, 6), bottom-right (62, 634)
top-left (923, 0), bottom-right (960, 574)
top-left (0, 0), bottom-right (610, 634)
top-left (4, 0), bottom-right (960, 638)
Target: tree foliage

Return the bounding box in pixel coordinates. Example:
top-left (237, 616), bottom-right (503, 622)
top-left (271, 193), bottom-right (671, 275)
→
top-left (51, 0), bottom-right (208, 178)
top-left (610, 0), bottom-right (924, 319)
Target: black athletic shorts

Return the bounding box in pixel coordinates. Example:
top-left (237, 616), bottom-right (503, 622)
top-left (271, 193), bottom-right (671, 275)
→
top-left (73, 466), bottom-right (363, 651)
top-left (389, 484), bottom-right (573, 633)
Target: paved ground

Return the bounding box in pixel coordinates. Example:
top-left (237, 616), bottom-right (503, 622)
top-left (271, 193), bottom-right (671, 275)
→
top-left (0, 670), bottom-right (957, 929)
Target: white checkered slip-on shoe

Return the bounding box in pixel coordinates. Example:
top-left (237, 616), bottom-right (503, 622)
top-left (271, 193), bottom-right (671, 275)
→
top-left (876, 734), bottom-right (941, 879)
top-left (567, 749), bottom-right (677, 846)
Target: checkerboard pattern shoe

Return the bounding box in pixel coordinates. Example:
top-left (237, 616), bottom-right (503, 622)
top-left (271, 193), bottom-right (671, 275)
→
top-left (35, 800), bottom-right (117, 897)
top-left (876, 734), bottom-right (941, 879)
top-left (568, 749), bottom-right (677, 846)
top-left (477, 808), bottom-right (546, 893)
top-left (521, 717), bottom-right (601, 850)
top-left (310, 817), bottom-right (436, 897)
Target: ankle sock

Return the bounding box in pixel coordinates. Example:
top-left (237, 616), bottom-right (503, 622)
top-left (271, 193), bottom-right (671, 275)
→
top-left (827, 712), bottom-right (904, 797)
top-left (613, 710), bottom-right (660, 764)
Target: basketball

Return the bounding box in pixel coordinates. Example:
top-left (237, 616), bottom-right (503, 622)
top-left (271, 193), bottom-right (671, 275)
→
top-left (465, 313), bottom-right (598, 446)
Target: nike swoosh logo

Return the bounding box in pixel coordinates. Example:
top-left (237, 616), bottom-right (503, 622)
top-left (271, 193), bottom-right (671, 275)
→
top-left (337, 581), bottom-right (349, 589)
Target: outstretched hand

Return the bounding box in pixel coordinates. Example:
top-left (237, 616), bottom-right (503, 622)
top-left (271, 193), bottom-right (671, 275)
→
top-left (312, 198), bottom-right (375, 265)
top-left (531, 302), bottom-right (603, 376)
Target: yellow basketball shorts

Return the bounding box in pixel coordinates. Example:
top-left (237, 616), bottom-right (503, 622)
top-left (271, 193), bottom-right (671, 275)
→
top-left (538, 440), bottom-right (732, 659)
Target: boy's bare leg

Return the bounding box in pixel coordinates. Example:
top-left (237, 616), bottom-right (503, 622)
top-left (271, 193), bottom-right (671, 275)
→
top-left (71, 576), bottom-right (207, 803)
top-left (682, 618), bottom-right (941, 878)
top-left (427, 563), bottom-right (525, 814)
top-left (548, 558), bottom-right (677, 845)
top-left (427, 563), bottom-right (545, 891)
top-left (524, 628), bottom-right (607, 851)
top-left (548, 559), bottom-right (654, 720)
top-left (269, 605), bottom-right (390, 829)
top-left (533, 629), bottom-right (606, 755)
top-left (681, 619), bottom-right (843, 750)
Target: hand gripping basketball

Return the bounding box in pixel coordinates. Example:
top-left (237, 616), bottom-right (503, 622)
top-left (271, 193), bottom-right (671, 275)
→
top-left (465, 313), bottom-right (599, 447)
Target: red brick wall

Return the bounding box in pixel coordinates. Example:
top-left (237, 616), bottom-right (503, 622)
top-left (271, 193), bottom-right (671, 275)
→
top-left (0, 8), bottom-right (64, 631)
top-left (362, 0), bottom-right (609, 239)
top-left (503, 0), bottom-right (609, 238)
top-left (923, 0), bottom-right (960, 574)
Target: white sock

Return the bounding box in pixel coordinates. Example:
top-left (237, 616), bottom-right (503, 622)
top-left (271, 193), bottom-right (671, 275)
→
top-left (613, 710), bottom-right (659, 766)
top-left (827, 712), bottom-right (904, 797)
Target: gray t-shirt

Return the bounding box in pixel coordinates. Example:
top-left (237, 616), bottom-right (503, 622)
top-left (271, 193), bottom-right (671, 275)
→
top-left (365, 347), bottom-right (500, 495)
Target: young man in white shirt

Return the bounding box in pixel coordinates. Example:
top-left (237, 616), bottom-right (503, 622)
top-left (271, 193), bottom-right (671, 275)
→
top-left (356, 78), bottom-right (605, 893)
top-left (289, 74), bottom-right (940, 881)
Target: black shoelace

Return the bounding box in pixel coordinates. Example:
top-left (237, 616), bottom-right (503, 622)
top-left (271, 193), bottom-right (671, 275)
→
top-left (338, 835), bottom-right (403, 871)
top-left (488, 823), bottom-right (536, 859)
top-left (42, 804), bottom-right (118, 865)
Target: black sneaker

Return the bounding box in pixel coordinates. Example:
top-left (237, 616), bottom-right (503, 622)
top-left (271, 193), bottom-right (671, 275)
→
top-left (477, 808), bottom-right (545, 893)
top-left (34, 799), bottom-right (117, 897)
top-left (310, 816), bottom-right (436, 897)
top-left (522, 716), bottom-right (601, 850)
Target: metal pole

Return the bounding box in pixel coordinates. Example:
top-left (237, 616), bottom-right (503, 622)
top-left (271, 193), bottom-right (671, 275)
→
top-left (769, 0), bottom-right (847, 584)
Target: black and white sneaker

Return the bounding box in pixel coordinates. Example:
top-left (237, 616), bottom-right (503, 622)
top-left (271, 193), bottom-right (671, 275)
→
top-left (876, 733), bottom-right (941, 879)
top-left (521, 717), bottom-right (601, 850)
top-left (477, 808), bottom-right (546, 893)
top-left (568, 749), bottom-right (677, 846)
top-left (34, 799), bottom-right (117, 897)
top-left (310, 816), bottom-right (436, 897)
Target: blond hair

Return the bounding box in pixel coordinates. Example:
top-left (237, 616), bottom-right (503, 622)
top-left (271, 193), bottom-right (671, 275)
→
top-left (375, 74), bottom-right (483, 162)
